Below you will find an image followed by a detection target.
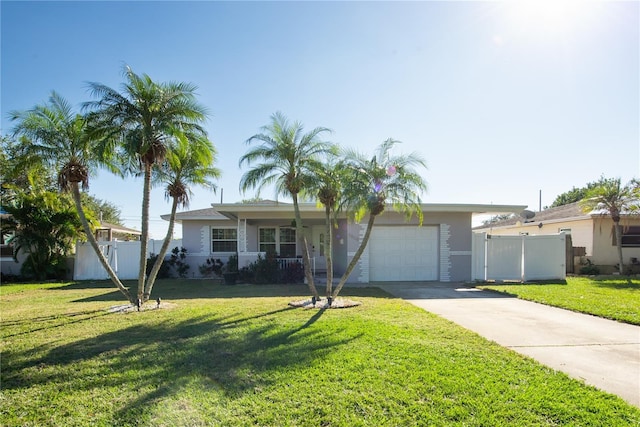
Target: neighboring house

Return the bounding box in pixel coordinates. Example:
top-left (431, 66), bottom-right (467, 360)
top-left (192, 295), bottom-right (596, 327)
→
top-left (95, 221), bottom-right (142, 242)
top-left (473, 201), bottom-right (640, 272)
top-left (1, 217), bottom-right (142, 278)
top-left (1, 218), bottom-right (23, 277)
top-left (163, 201), bottom-right (525, 283)
top-left (1, 209), bottom-right (24, 276)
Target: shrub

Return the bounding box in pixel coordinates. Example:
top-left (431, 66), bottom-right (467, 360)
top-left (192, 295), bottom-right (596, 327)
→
top-left (280, 261), bottom-right (304, 283)
top-left (226, 253), bottom-right (239, 273)
top-left (146, 253), bottom-right (171, 279)
top-left (146, 246), bottom-right (190, 278)
top-left (167, 246), bottom-right (190, 278)
top-left (199, 257), bottom-right (224, 277)
top-left (579, 264), bottom-right (600, 275)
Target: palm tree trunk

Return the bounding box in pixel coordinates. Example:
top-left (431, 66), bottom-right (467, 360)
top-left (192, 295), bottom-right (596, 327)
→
top-left (292, 194), bottom-right (319, 299)
top-left (332, 214), bottom-right (377, 299)
top-left (144, 196), bottom-right (179, 301)
top-left (71, 183), bottom-right (132, 302)
top-left (138, 162), bottom-right (152, 302)
top-left (325, 205), bottom-right (333, 298)
top-left (614, 221), bottom-right (625, 274)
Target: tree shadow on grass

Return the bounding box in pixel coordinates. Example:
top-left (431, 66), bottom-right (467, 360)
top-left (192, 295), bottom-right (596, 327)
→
top-left (59, 280), bottom-right (392, 303)
top-left (2, 306), bottom-right (358, 425)
top-left (1, 309), bottom-right (111, 338)
top-left (480, 279), bottom-right (568, 287)
top-left (592, 277), bottom-right (640, 291)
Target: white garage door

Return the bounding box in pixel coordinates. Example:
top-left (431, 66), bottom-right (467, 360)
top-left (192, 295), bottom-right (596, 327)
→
top-left (369, 226), bottom-right (438, 281)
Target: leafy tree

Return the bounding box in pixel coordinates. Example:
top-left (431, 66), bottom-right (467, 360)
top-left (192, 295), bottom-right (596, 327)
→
top-left (550, 178), bottom-right (620, 208)
top-left (80, 194), bottom-right (123, 225)
top-left (2, 189), bottom-right (82, 280)
top-left (85, 66), bottom-right (209, 302)
top-left (331, 139), bottom-right (428, 301)
top-left (481, 214), bottom-right (514, 226)
top-left (239, 112), bottom-right (334, 299)
top-left (0, 134), bottom-right (56, 203)
top-left (144, 132), bottom-right (219, 300)
top-left (1, 134), bottom-right (123, 226)
top-left (580, 177), bottom-right (640, 275)
top-left (8, 92), bottom-right (131, 300)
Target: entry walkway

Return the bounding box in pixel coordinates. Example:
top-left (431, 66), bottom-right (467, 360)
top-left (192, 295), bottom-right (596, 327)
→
top-left (376, 282), bottom-right (640, 408)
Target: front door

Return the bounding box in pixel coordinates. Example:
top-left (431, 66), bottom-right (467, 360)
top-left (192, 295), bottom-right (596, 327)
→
top-left (311, 225), bottom-right (327, 273)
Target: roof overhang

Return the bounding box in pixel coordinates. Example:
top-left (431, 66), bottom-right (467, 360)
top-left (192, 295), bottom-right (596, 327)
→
top-left (162, 202), bottom-right (527, 223)
top-left (210, 202), bottom-right (527, 221)
top-left (97, 222), bottom-right (142, 236)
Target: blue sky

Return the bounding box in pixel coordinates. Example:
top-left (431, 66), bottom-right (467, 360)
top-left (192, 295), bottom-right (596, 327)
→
top-left (2, 1), bottom-right (638, 239)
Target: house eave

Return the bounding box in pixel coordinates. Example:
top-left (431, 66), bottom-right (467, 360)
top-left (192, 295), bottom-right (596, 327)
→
top-left (475, 215), bottom-right (593, 232)
top-left (211, 202), bottom-right (527, 217)
top-left (162, 202), bottom-right (528, 224)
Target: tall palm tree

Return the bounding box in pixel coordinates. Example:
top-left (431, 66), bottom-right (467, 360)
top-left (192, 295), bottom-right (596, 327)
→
top-left (580, 177), bottom-right (640, 275)
top-left (239, 112), bottom-right (334, 299)
top-left (302, 155), bottom-right (345, 299)
top-left (9, 92), bottom-right (132, 301)
top-left (145, 132), bottom-right (220, 300)
top-left (332, 139), bottom-right (428, 300)
top-left (84, 66), bottom-right (209, 302)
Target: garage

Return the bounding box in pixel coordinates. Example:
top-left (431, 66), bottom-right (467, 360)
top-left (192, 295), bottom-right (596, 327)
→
top-left (369, 226), bottom-right (439, 281)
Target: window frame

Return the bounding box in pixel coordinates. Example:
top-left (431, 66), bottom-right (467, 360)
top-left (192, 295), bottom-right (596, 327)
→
top-left (278, 227), bottom-right (297, 258)
top-left (615, 225), bottom-right (640, 248)
top-left (211, 227), bottom-right (238, 253)
top-left (258, 226), bottom-right (297, 257)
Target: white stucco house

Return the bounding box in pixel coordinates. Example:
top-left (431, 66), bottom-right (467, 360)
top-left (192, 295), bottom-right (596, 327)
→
top-left (162, 201), bottom-right (525, 283)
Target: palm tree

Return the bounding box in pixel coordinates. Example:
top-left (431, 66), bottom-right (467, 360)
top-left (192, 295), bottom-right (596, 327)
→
top-left (331, 139), bottom-right (428, 301)
top-left (239, 112), bottom-right (334, 299)
top-left (302, 155), bottom-right (345, 300)
top-left (84, 66), bottom-right (209, 302)
top-left (9, 92), bottom-right (132, 300)
top-left (580, 177), bottom-right (640, 275)
top-left (145, 132), bottom-right (220, 300)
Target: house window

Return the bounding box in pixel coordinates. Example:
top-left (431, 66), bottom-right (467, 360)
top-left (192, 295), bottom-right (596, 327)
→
top-left (259, 227), bottom-right (296, 257)
top-left (319, 233), bottom-right (325, 257)
top-left (211, 228), bottom-right (237, 253)
top-left (279, 228), bottom-right (297, 258)
top-left (615, 226), bottom-right (640, 247)
top-left (259, 228), bottom-right (276, 254)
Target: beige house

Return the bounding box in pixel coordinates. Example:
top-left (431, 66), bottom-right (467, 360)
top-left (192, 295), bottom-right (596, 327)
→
top-left (474, 202), bottom-right (640, 273)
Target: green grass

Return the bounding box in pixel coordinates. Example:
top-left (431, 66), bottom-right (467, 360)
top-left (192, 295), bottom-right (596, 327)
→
top-left (1, 280), bottom-right (639, 426)
top-left (478, 276), bottom-right (640, 325)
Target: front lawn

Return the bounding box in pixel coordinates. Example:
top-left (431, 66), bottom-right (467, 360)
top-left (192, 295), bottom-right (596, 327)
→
top-left (478, 276), bottom-right (640, 325)
top-left (1, 280), bottom-right (638, 426)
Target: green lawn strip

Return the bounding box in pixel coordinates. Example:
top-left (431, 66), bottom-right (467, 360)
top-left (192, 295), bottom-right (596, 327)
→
top-left (478, 276), bottom-right (640, 325)
top-left (1, 280), bottom-right (638, 426)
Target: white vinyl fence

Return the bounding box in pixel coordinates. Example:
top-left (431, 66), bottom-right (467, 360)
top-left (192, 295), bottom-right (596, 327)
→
top-left (472, 233), bottom-right (566, 282)
top-left (74, 239), bottom-right (182, 280)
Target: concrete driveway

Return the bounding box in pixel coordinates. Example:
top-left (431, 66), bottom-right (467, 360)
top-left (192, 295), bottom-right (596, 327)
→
top-left (376, 282), bottom-right (640, 408)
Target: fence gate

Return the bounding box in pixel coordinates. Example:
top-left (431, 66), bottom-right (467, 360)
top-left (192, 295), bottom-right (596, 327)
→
top-left (472, 233), bottom-right (566, 282)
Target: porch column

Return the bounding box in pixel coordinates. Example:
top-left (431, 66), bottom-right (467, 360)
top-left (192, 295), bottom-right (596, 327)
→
top-left (238, 217), bottom-right (247, 253)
